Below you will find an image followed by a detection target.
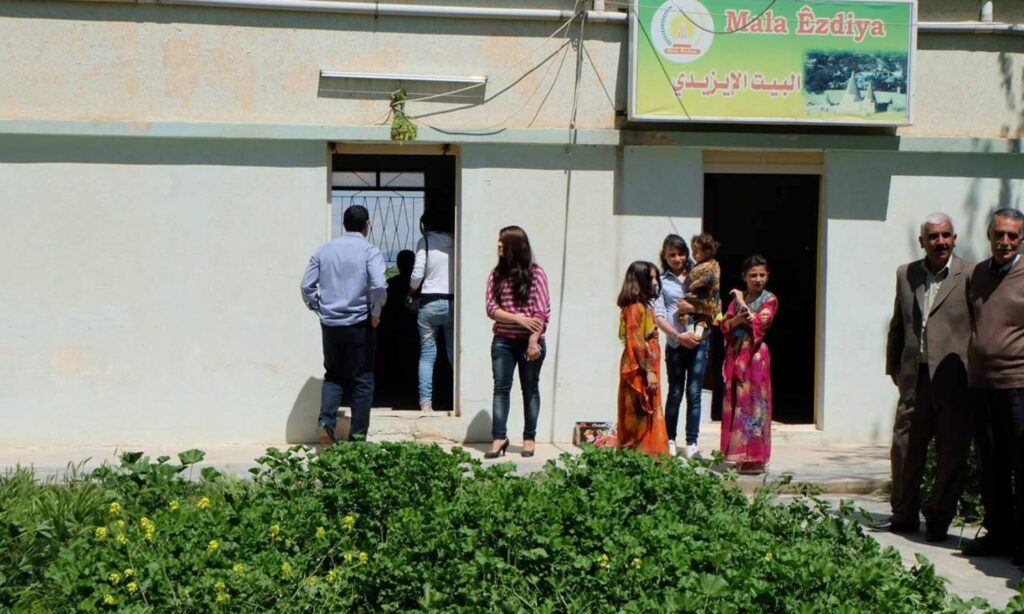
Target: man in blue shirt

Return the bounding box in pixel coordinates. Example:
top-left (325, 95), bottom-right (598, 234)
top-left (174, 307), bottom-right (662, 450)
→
top-left (301, 205), bottom-right (387, 444)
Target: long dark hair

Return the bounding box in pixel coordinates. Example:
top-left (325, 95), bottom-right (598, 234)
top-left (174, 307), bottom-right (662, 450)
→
top-left (659, 234), bottom-right (690, 274)
top-left (491, 226), bottom-right (535, 306)
top-left (617, 261), bottom-right (658, 307)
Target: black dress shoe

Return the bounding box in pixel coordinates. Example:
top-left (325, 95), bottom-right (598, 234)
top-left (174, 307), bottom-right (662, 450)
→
top-left (924, 525), bottom-right (949, 543)
top-left (962, 533), bottom-right (1014, 556)
top-left (874, 517), bottom-right (919, 534)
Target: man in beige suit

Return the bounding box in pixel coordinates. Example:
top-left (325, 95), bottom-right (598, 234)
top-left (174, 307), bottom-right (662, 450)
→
top-left (884, 212), bottom-right (973, 542)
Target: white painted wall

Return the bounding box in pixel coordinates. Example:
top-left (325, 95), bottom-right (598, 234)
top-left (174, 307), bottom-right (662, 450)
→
top-left (0, 136), bottom-right (329, 446)
top-left (820, 151), bottom-right (1024, 443)
top-left (457, 144), bottom-right (702, 442)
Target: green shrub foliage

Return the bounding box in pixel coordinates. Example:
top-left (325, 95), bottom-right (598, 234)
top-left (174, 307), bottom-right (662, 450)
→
top-left (0, 444), bottom-right (1011, 612)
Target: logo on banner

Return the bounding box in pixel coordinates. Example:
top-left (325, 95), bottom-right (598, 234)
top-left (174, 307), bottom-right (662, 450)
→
top-left (651, 0), bottom-right (715, 64)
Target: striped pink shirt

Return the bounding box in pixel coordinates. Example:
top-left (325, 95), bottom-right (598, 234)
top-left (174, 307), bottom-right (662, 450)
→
top-left (485, 265), bottom-right (551, 339)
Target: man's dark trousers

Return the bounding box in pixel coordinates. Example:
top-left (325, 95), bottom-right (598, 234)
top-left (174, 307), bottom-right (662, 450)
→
top-left (971, 388), bottom-right (1024, 555)
top-left (890, 364), bottom-right (970, 530)
top-left (319, 320), bottom-right (376, 440)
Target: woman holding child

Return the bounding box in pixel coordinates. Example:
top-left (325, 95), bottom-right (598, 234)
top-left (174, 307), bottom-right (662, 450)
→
top-left (653, 234), bottom-right (715, 460)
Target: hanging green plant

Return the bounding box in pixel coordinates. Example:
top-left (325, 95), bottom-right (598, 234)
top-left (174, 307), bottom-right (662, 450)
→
top-left (389, 89), bottom-right (418, 142)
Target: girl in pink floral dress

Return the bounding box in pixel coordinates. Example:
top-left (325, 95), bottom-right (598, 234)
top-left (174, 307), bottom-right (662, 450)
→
top-left (720, 255), bottom-right (778, 474)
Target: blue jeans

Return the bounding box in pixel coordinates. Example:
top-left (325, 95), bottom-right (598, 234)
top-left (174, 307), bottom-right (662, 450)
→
top-left (664, 336), bottom-right (710, 445)
top-left (417, 299), bottom-right (454, 406)
top-left (490, 336), bottom-right (546, 441)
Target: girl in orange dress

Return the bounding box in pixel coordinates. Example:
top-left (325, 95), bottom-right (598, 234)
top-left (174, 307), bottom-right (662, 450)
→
top-left (616, 261), bottom-right (670, 457)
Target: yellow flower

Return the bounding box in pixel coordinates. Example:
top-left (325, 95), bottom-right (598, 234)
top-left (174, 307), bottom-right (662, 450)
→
top-left (126, 582), bottom-right (138, 594)
top-left (232, 563), bottom-right (245, 576)
top-left (763, 551), bottom-right (773, 563)
top-left (108, 572), bottom-right (122, 585)
top-left (196, 496), bottom-right (211, 510)
top-left (139, 517), bottom-right (155, 541)
top-left (343, 551), bottom-right (354, 564)
top-left (116, 534), bottom-right (128, 545)
top-left (103, 594), bottom-right (116, 606)
top-left (315, 526), bottom-right (326, 539)
top-left (305, 576), bottom-right (318, 587)
top-left (269, 524), bottom-right (281, 539)
top-left (342, 515), bottom-right (355, 531)
top-left (115, 520), bottom-right (125, 530)
top-left (280, 562), bottom-right (293, 578)
top-left (169, 500), bottom-right (180, 511)
top-left (325, 569), bottom-right (337, 583)
top-left (207, 539), bottom-right (220, 553)
top-left (215, 592), bottom-right (230, 604)
top-left (631, 557), bottom-right (642, 568)
top-left (598, 554), bottom-right (610, 570)
top-left (123, 568), bottom-right (133, 578)
top-left (108, 502), bottom-right (121, 515)
top-left (214, 580), bottom-right (226, 591)
top-left (94, 527), bottom-right (108, 540)
top-left (358, 551), bottom-right (368, 565)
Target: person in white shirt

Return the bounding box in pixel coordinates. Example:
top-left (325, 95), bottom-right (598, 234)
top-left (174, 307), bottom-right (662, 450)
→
top-left (410, 209), bottom-right (455, 412)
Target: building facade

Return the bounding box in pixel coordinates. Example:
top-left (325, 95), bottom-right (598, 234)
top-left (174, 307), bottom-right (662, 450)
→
top-left (1, 0), bottom-right (1022, 448)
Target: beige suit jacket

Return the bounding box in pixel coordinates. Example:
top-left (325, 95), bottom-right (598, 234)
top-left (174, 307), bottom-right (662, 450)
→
top-left (885, 255), bottom-right (973, 400)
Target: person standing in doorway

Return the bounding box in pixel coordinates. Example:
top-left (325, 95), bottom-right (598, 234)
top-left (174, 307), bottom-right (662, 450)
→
top-left (653, 234), bottom-right (707, 459)
top-left (484, 226), bottom-right (550, 459)
top-left (410, 208), bottom-right (455, 413)
top-left (720, 255), bottom-right (777, 474)
top-left (883, 213), bottom-right (972, 542)
top-left (963, 208), bottom-right (1024, 564)
top-left (300, 205), bottom-right (387, 445)
top-left (617, 261), bottom-right (670, 458)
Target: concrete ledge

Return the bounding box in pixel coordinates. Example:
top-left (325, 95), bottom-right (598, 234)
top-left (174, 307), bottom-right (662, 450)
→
top-left (2, 120), bottom-right (1023, 155)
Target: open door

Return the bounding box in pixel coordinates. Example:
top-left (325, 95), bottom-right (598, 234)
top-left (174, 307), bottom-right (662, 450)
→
top-left (331, 153), bottom-right (456, 411)
top-left (704, 173), bottom-right (819, 424)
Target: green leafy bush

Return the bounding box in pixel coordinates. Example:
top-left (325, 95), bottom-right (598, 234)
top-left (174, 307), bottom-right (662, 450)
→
top-left (0, 444), bottom-right (1011, 612)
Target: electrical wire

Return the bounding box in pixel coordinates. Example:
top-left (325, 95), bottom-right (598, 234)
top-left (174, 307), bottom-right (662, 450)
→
top-left (670, 0), bottom-right (779, 35)
top-left (411, 0), bottom-right (584, 134)
top-left (401, 7), bottom-right (584, 105)
top-left (568, 9), bottom-right (587, 131)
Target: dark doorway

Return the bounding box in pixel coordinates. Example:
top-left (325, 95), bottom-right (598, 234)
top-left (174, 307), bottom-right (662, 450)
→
top-left (331, 153), bottom-right (456, 411)
top-left (704, 173), bottom-right (819, 424)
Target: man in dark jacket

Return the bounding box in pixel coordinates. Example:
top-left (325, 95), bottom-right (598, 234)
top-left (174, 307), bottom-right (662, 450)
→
top-left (885, 212), bottom-right (973, 542)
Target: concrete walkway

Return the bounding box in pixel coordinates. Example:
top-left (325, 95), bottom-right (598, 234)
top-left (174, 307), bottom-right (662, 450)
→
top-left (2, 435), bottom-right (1018, 608)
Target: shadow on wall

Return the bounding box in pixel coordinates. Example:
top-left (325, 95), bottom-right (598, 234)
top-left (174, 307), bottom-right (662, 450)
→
top-left (828, 151), bottom-right (1024, 223)
top-left (286, 378), bottom-right (495, 444)
top-left (286, 377), bottom-right (323, 444)
top-left (615, 146), bottom-right (703, 218)
top-left (462, 409), bottom-right (493, 444)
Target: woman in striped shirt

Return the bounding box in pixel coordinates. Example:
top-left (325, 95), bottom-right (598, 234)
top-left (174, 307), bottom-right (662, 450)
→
top-left (483, 226), bottom-right (551, 459)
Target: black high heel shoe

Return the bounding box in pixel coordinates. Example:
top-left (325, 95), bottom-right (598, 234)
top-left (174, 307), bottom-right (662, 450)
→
top-left (521, 440), bottom-right (536, 458)
top-left (483, 439), bottom-right (510, 459)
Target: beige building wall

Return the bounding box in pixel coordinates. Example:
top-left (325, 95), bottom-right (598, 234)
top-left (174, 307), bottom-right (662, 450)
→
top-left (1, 1), bottom-right (1022, 137)
top-left (0, 136), bottom-right (328, 446)
top-left (1, 1), bottom-right (1023, 447)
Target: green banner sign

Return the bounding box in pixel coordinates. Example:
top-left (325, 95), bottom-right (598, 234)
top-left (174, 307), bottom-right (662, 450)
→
top-left (629, 0), bottom-right (915, 124)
